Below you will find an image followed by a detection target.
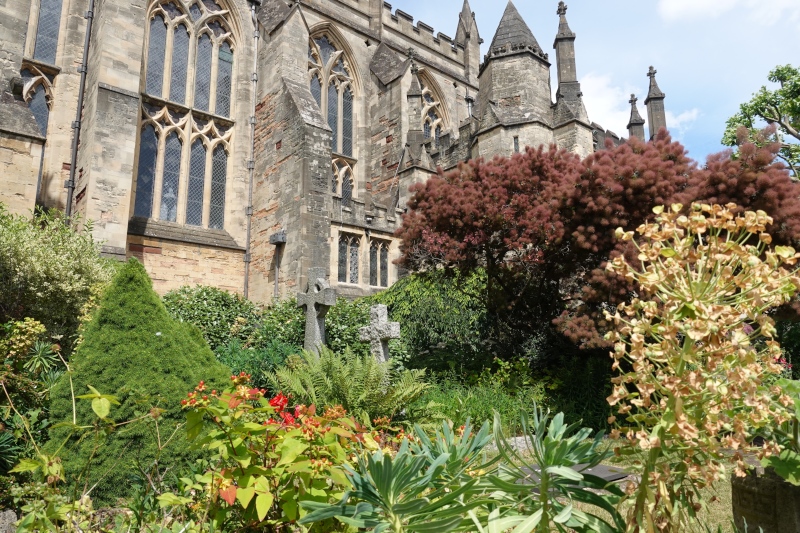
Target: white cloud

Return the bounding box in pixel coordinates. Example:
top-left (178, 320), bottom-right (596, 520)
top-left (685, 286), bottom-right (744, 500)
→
top-left (657, 0), bottom-right (800, 25)
top-left (579, 72), bottom-right (642, 138)
top-left (666, 109), bottom-right (701, 138)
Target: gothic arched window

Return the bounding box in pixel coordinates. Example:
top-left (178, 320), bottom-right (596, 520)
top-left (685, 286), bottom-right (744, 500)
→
top-left (308, 35), bottom-right (354, 157)
top-left (338, 233), bottom-right (360, 284)
top-left (134, 0), bottom-right (234, 229)
top-left (33, 0), bottom-right (63, 65)
top-left (332, 159), bottom-right (354, 208)
top-left (369, 240), bottom-right (390, 287)
top-left (422, 89), bottom-right (444, 148)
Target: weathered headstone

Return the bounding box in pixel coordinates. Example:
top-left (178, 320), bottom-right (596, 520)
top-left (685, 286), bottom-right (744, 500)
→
top-left (359, 304), bottom-right (400, 362)
top-left (0, 510), bottom-right (17, 533)
top-left (732, 467), bottom-right (800, 533)
top-left (297, 267), bottom-right (336, 353)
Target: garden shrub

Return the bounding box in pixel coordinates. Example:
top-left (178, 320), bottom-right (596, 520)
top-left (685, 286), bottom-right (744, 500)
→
top-left (251, 298), bottom-right (304, 350)
top-left (268, 347), bottom-right (429, 425)
top-left (214, 338), bottom-right (300, 389)
top-left (0, 205), bottom-right (115, 352)
top-left (162, 285), bottom-right (260, 351)
top-left (46, 259), bottom-right (229, 505)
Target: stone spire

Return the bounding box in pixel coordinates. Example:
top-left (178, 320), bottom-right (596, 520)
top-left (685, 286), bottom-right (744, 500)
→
top-left (555, 1), bottom-right (575, 40)
top-left (456, 0), bottom-right (481, 85)
top-left (627, 94), bottom-right (646, 142)
top-left (404, 51), bottom-right (432, 169)
top-left (553, 1), bottom-right (577, 87)
top-left (644, 66), bottom-right (667, 140)
top-left (487, 1), bottom-right (547, 63)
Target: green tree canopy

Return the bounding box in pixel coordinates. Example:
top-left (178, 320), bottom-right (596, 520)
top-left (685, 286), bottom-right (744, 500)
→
top-left (723, 64), bottom-right (800, 176)
top-left (46, 259), bottom-right (229, 504)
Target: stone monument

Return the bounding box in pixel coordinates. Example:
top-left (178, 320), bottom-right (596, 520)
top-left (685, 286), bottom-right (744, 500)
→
top-left (297, 267), bottom-right (337, 353)
top-left (359, 304), bottom-right (400, 362)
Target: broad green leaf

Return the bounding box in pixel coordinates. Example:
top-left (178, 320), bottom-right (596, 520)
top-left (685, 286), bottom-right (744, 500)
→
top-left (186, 410), bottom-right (204, 441)
top-left (545, 465), bottom-right (583, 481)
top-left (10, 458), bottom-right (41, 474)
top-left (92, 397), bottom-right (110, 419)
top-left (553, 504), bottom-right (573, 524)
top-left (510, 509), bottom-right (543, 533)
top-left (762, 450), bottom-right (800, 485)
top-left (277, 438), bottom-right (308, 466)
top-left (256, 492), bottom-right (274, 522)
top-left (237, 486), bottom-right (256, 508)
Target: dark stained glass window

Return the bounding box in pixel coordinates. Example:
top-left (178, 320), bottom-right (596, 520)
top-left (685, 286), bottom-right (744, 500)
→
top-left (170, 24), bottom-right (190, 104)
top-left (216, 42), bottom-right (233, 117)
top-left (160, 132), bottom-right (182, 222)
top-left (349, 238), bottom-right (359, 284)
top-left (341, 169), bottom-right (352, 208)
top-left (189, 3), bottom-right (202, 19)
top-left (134, 125), bottom-right (158, 218)
top-left (514, 136), bottom-right (520, 153)
top-left (146, 16), bottom-right (167, 96)
top-left (34, 0), bottom-right (63, 65)
top-left (424, 121), bottom-right (431, 139)
top-left (380, 244), bottom-right (388, 287)
top-left (342, 88), bottom-right (353, 156)
top-left (310, 76), bottom-right (321, 108)
top-left (28, 85), bottom-right (50, 137)
top-left (328, 83), bottom-right (338, 152)
top-left (331, 164), bottom-right (338, 194)
top-left (369, 242), bottom-right (378, 286)
top-left (194, 34), bottom-right (212, 111)
top-left (315, 36), bottom-right (336, 66)
top-left (338, 236), bottom-right (348, 283)
top-left (209, 145), bottom-right (227, 229)
top-left (435, 125), bottom-right (442, 148)
top-left (186, 139), bottom-right (206, 226)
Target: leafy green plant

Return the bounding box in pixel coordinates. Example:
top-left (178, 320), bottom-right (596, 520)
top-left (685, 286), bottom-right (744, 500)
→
top-left (268, 347), bottom-right (429, 425)
top-left (214, 338), bottom-right (300, 389)
top-left (163, 285), bottom-right (261, 351)
top-left (483, 406), bottom-right (625, 533)
top-left (299, 419), bottom-right (495, 532)
top-left (251, 298), bottom-right (305, 350)
top-left (0, 205), bottom-right (115, 353)
top-left (45, 259), bottom-right (230, 505)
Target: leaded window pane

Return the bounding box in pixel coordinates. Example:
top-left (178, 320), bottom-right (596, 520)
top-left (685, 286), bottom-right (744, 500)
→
top-left (160, 133), bottom-right (182, 222)
top-left (194, 34), bottom-right (212, 111)
top-left (424, 121), bottom-right (431, 139)
top-left (338, 237), bottom-right (348, 283)
top-left (328, 83), bottom-right (338, 152)
top-left (334, 57), bottom-right (345, 74)
top-left (216, 42), bottom-right (233, 117)
top-left (342, 89), bottom-right (353, 156)
top-left (370, 243), bottom-right (378, 286)
top-left (189, 3), bottom-right (202, 19)
top-left (34, 0), bottom-right (62, 65)
top-left (435, 125), bottom-right (441, 148)
top-left (186, 139), bottom-right (206, 226)
top-left (28, 85), bottom-right (49, 137)
top-left (310, 76), bottom-right (321, 109)
top-left (341, 170), bottom-right (352, 208)
top-left (134, 125), bottom-right (158, 218)
top-left (315, 37), bottom-right (335, 66)
top-left (210, 145), bottom-right (227, 229)
top-left (380, 245), bottom-right (388, 287)
top-left (424, 93), bottom-right (434, 104)
top-left (331, 164), bottom-right (338, 193)
top-left (170, 24), bottom-right (190, 104)
top-left (146, 16), bottom-right (167, 96)
top-left (349, 238), bottom-right (359, 284)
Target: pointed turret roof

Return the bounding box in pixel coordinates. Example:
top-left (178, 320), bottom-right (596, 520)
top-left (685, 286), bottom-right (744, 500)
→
top-left (627, 94), bottom-right (645, 128)
top-left (489, 2), bottom-right (543, 55)
top-left (555, 1), bottom-right (575, 40)
top-left (644, 66), bottom-right (665, 104)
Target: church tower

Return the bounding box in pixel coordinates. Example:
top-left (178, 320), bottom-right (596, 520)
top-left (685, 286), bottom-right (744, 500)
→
top-left (475, 1), bottom-right (554, 157)
top-left (551, 1), bottom-right (593, 157)
top-left (645, 66), bottom-right (667, 139)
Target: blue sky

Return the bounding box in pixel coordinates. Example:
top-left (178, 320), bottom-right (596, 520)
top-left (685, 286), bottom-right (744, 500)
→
top-left (392, 0), bottom-right (800, 163)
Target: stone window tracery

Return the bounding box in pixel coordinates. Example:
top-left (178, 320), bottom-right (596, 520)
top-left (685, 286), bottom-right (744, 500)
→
top-left (369, 240), bottom-right (390, 287)
top-left (308, 35), bottom-right (354, 158)
top-left (422, 88), bottom-right (443, 148)
top-left (338, 233), bottom-right (361, 284)
top-left (20, 66), bottom-right (54, 137)
top-left (134, 0), bottom-right (234, 230)
top-left (332, 159), bottom-right (354, 207)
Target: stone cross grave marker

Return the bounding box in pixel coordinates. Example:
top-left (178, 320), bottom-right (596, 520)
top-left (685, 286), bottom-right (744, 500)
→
top-left (297, 267), bottom-right (337, 353)
top-left (359, 304), bottom-right (400, 362)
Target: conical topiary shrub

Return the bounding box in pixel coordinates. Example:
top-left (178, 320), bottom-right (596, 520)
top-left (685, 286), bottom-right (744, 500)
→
top-left (46, 258), bottom-right (230, 504)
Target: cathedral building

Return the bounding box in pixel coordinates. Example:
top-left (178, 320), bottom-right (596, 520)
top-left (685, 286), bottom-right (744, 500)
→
top-left (0, 0), bottom-right (667, 301)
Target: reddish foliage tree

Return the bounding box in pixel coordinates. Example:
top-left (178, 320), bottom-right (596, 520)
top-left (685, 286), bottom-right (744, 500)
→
top-left (396, 130), bottom-right (800, 352)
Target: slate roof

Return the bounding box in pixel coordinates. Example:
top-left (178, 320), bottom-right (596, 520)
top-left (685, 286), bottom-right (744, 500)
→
top-left (489, 1), bottom-right (543, 55)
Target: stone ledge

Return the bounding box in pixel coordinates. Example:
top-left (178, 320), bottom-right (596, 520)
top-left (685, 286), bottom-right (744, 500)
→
top-left (98, 82), bottom-right (140, 100)
top-left (127, 218), bottom-right (245, 251)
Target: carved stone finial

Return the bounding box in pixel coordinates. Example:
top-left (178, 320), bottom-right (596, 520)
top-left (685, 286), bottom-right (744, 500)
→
top-left (647, 66), bottom-right (657, 79)
top-left (629, 94), bottom-right (638, 106)
top-left (407, 47), bottom-right (417, 61)
top-left (557, 1), bottom-right (567, 16)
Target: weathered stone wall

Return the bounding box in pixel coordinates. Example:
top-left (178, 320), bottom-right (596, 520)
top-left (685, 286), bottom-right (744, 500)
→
top-left (127, 234), bottom-right (245, 295)
top-left (0, 132), bottom-right (43, 216)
